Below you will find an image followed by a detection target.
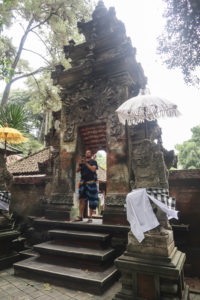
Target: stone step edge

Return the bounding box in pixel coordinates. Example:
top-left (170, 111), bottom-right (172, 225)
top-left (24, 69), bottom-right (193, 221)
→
top-left (48, 229), bottom-right (110, 241)
top-left (14, 257), bottom-right (118, 284)
top-left (20, 249), bottom-right (39, 258)
top-left (33, 241), bottom-right (115, 261)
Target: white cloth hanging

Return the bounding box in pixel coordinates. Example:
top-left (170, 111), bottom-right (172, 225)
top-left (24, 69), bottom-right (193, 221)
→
top-left (126, 188), bottom-right (178, 243)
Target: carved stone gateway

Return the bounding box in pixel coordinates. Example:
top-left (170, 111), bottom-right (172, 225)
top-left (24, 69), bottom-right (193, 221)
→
top-left (46, 1), bottom-right (189, 298)
top-left (49, 0), bottom-right (146, 222)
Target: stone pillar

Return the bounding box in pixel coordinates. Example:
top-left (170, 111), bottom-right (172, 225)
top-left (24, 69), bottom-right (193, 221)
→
top-left (44, 118), bottom-right (77, 221)
top-left (103, 114), bottom-right (129, 225)
top-left (113, 136), bottom-right (189, 299)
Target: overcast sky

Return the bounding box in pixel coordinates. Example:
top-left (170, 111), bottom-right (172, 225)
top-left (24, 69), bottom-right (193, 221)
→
top-left (104, 0), bottom-right (200, 150)
top-left (1, 0), bottom-right (200, 151)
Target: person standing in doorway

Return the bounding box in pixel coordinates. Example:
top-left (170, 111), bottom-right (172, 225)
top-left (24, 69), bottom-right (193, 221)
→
top-left (74, 149), bottom-right (99, 223)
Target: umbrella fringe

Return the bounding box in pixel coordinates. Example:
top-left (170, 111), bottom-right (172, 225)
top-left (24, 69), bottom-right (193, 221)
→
top-left (118, 108), bottom-right (181, 125)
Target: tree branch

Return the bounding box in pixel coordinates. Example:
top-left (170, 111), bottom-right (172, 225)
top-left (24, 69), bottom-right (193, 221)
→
top-left (30, 4), bottom-right (63, 32)
top-left (10, 67), bottom-right (52, 84)
top-left (32, 74), bottom-right (44, 97)
top-left (30, 30), bottom-right (53, 58)
top-left (11, 18), bottom-right (34, 70)
top-left (23, 48), bottom-right (50, 64)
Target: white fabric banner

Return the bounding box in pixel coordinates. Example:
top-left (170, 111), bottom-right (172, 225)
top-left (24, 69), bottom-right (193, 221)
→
top-left (126, 188), bottom-right (179, 243)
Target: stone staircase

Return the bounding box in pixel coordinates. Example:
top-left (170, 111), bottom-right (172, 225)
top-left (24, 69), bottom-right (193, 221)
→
top-left (14, 218), bottom-right (129, 294)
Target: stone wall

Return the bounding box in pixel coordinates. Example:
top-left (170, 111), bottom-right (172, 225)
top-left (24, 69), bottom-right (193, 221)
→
top-left (10, 176), bottom-right (45, 220)
top-left (169, 169), bottom-right (200, 276)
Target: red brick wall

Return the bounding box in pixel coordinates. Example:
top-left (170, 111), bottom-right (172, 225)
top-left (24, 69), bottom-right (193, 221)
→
top-left (169, 169), bottom-right (200, 276)
top-left (10, 176), bottom-right (45, 219)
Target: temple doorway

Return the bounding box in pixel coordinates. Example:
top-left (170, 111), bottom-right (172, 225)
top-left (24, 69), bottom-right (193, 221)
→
top-left (96, 149), bottom-right (107, 216)
top-left (75, 124), bottom-right (107, 218)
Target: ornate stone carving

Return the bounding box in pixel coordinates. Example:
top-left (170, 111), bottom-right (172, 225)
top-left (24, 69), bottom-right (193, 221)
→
top-left (49, 193), bottom-right (73, 206)
top-left (62, 76), bottom-right (132, 126)
top-left (105, 194), bottom-right (126, 206)
top-left (109, 114), bottom-right (123, 137)
top-left (63, 122), bottom-right (75, 142)
top-left (131, 139), bottom-right (168, 189)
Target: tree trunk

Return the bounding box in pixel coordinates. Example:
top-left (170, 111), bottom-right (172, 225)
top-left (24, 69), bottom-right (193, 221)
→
top-left (1, 82), bottom-right (12, 108)
top-left (1, 19), bottom-right (34, 107)
top-left (38, 115), bottom-right (45, 143)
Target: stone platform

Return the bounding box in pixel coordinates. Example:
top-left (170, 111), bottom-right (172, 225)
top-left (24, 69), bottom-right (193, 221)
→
top-left (14, 218), bottom-right (129, 295)
top-left (114, 232), bottom-right (190, 300)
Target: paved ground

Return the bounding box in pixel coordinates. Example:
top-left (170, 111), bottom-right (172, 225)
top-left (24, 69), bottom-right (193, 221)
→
top-left (0, 267), bottom-right (121, 300)
top-left (0, 267), bottom-right (200, 300)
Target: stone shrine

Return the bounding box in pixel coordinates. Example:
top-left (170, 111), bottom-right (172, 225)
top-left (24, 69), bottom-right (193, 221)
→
top-left (49, 0), bottom-right (146, 224)
top-left (13, 2), bottom-right (189, 298)
top-left (47, 3), bottom-right (189, 298)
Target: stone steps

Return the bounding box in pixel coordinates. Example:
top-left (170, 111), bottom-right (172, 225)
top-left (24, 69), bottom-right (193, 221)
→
top-left (14, 257), bottom-right (119, 294)
top-left (14, 219), bottom-right (128, 294)
top-left (19, 249), bottom-right (39, 259)
top-left (34, 240), bottom-right (115, 266)
top-left (48, 229), bottom-right (110, 248)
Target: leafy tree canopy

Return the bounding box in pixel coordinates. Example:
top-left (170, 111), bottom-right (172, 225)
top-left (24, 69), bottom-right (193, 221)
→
top-left (0, 0), bottom-right (95, 106)
top-left (175, 125), bottom-right (200, 169)
top-left (158, 0), bottom-right (200, 85)
top-left (0, 103), bottom-right (44, 156)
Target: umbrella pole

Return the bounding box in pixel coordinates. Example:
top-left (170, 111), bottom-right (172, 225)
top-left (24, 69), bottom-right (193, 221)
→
top-left (144, 107), bottom-right (148, 138)
top-left (4, 134), bottom-right (7, 157)
top-left (144, 119), bottom-right (147, 138)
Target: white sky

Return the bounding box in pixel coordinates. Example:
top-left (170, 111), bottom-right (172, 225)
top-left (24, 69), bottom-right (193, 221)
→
top-left (1, 0), bottom-right (200, 150)
top-left (104, 0), bottom-right (200, 150)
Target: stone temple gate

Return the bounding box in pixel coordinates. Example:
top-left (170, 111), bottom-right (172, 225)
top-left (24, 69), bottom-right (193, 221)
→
top-left (14, 2), bottom-right (189, 299)
top-left (48, 1), bottom-right (147, 224)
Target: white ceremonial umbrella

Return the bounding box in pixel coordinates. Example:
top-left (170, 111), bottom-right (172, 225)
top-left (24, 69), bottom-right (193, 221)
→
top-left (116, 94), bottom-right (181, 138)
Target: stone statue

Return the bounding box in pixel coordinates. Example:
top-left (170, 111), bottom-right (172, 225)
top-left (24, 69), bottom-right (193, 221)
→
top-left (131, 139), bottom-right (168, 189)
top-left (131, 139), bottom-right (172, 234)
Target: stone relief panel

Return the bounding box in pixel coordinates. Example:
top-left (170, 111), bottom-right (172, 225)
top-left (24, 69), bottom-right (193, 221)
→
top-left (105, 194), bottom-right (126, 206)
top-left (63, 122), bottom-right (75, 142)
top-left (131, 139), bottom-right (168, 189)
top-left (61, 74), bottom-right (134, 129)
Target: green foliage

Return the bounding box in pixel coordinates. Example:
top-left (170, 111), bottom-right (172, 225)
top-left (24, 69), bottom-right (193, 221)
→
top-left (0, 0), bottom-right (95, 106)
top-left (175, 125), bottom-right (200, 169)
top-left (96, 151), bottom-right (106, 170)
top-left (0, 57), bottom-right (13, 82)
top-left (5, 89), bottom-right (43, 135)
top-left (158, 0), bottom-right (200, 85)
top-left (0, 36), bottom-right (15, 81)
top-left (15, 133), bottom-right (44, 157)
top-left (6, 89), bottom-right (30, 106)
top-left (26, 72), bottom-right (61, 114)
top-left (0, 103), bottom-right (29, 132)
top-left (0, 102), bottom-right (44, 156)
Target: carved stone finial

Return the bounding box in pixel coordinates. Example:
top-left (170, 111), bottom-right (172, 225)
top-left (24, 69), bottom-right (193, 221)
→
top-left (92, 0), bottom-right (107, 19)
top-left (69, 39), bottom-right (75, 47)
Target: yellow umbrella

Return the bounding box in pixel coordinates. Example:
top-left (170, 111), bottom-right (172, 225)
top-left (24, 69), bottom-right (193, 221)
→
top-left (0, 123), bottom-right (28, 154)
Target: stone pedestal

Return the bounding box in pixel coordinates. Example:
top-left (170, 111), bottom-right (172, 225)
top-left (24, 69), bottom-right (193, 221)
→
top-left (114, 232), bottom-right (190, 300)
top-left (103, 193), bottom-right (128, 225)
top-left (44, 193), bottom-right (74, 221)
